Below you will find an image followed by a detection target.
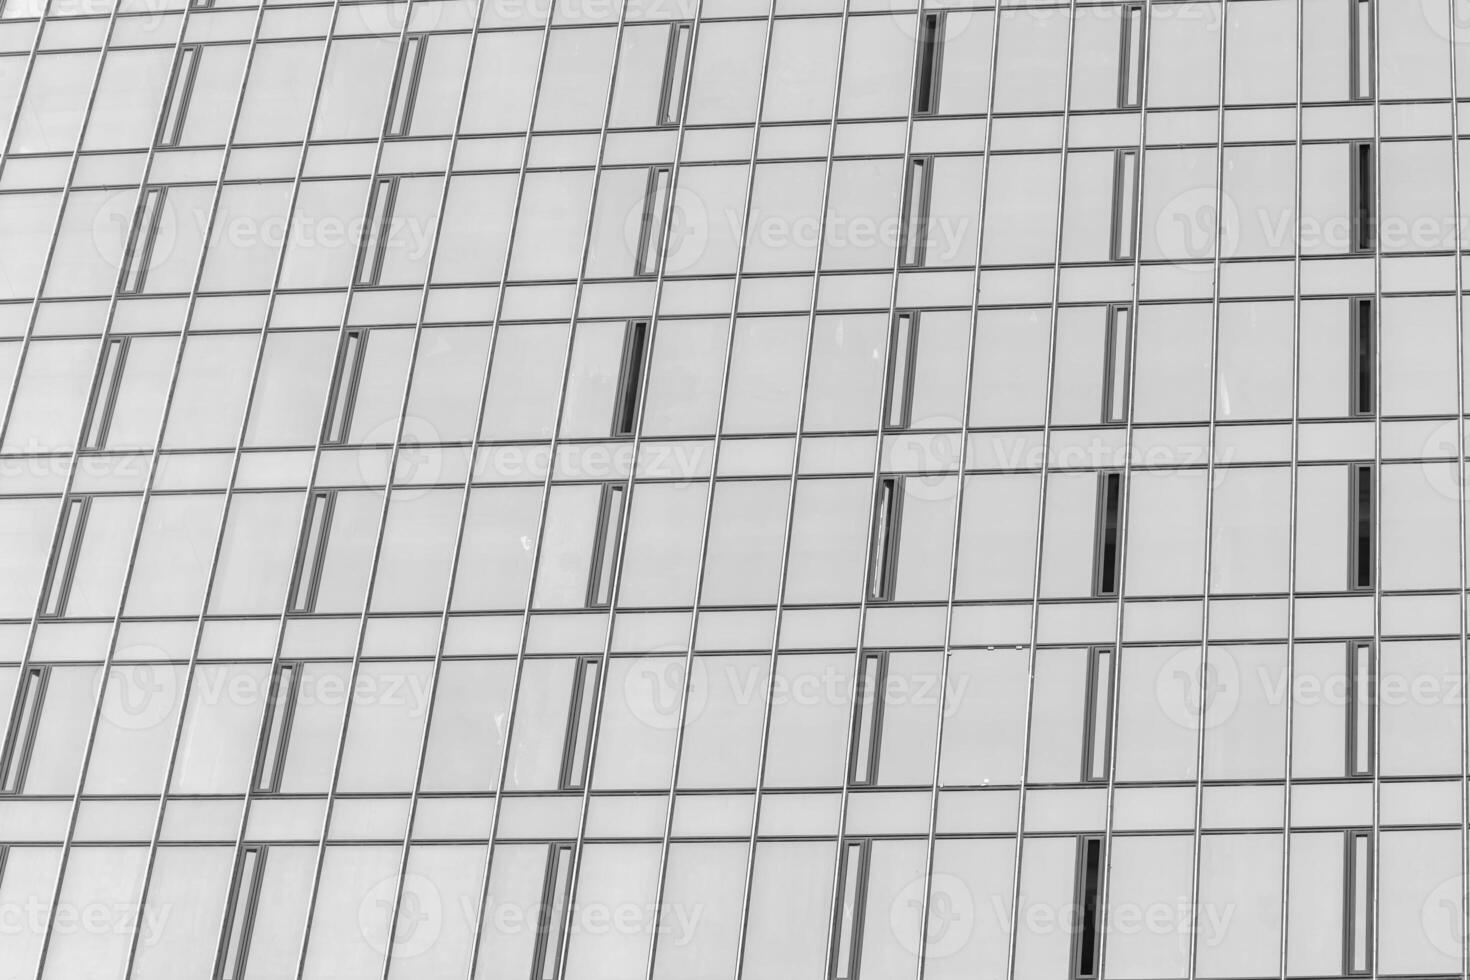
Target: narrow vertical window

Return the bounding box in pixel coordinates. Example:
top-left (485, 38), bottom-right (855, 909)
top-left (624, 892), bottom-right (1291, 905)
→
top-left (0, 666), bottom-right (48, 794)
top-left (1350, 464), bottom-right (1374, 591)
top-left (1350, 298), bottom-right (1374, 417)
top-left (252, 662), bottom-right (300, 794)
top-left (883, 312), bottom-right (917, 431)
top-left (635, 167), bottom-right (674, 276)
top-left (612, 320), bottom-right (650, 437)
top-left (1101, 305), bottom-right (1131, 424)
top-left (83, 337), bottom-right (129, 451)
top-left (120, 187), bottom-right (167, 295)
top-left (40, 496), bottom-right (90, 618)
top-left (385, 35), bottom-right (427, 138)
top-left (156, 45), bottom-right (201, 148)
top-left (288, 492), bottom-right (334, 614)
top-left (1344, 830), bottom-right (1372, 975)
top-left (1350, 0), bottom-right (1374, 101)
top-left (1092, 471), bottom-right (1123, 598)
top-left (1346, 641), bottom-right (1374, 778)
top-left (559, 659), bottom-right (600, 791)
top-left (1118, 4), bottom-right (1144, 108)
top-left (354, 177), bottom-right (399, 287)
top-left (899, 156), bottom-right (932, 268)
top-left (1082, 647), bottom-right (1114, 783)
top-left (1351, 142), bottom-right (1374, 253)
top-left (215, 845), bottom-right (266, 980)
top-left (849, 653), bottom-right (886, 786)
top-left (1109, 150), bottom-right (1138, 262)
top-left (868, 477), bottom-right (902, 602)
top-left (658, 23), bottom-right (694, 126)
top-left (913, 12), bottom-right (943, 115)
top-left (830, 840), bottom-right (870, 980)
top-left (322, 329), bottom-right (367, 446)
top-left (1072, 836), bottom-right (1105, 980)
top-left (532, 844), bottom-right (575, 980)
top-left (587, 483), bottom-right (626, 608)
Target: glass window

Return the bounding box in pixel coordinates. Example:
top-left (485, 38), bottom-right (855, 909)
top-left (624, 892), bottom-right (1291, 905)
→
top-left (838, 14), bottom-right (913, 118)
top-left (162, 333), bottom-right (259, 449)
top-left (0, 191), bottom-right (61, 300)
top-left (461, 31), bottom-right (542, 134)
top-left (700, 480), bottom-right (788, 606)
top-left (938, 649), bottom-right (1028, 786)
top-left (741, 841), bottom-right (836, 979)
top-left (1380, 640), bottom-right (1461, 777)
top-left (385, 844), bottom-right (484, 980)
top-left (370, 488), bottom-right (463, 613)
top-left (172, 663), bottom-right (273, 794)
top-left (1225, 0), bottom-right (1298, 104)
top-left (1223, 143), bottom-right (1296, 258)
top-left (1148, 2), bottom-right (1222, 107)
top-left (979, 153), bottom-right (1060, 266)
top-left (763, 17), bottom-right (840, 122)
top-left (1382, 462), bottom-right (1458, 591)
top-left (245, 330), bottom-right (337, 447)
top-left (686, 19), bottom-right (765, 124)
top-left (452, 486), bottom-right (542, 612)
top-left (1382, 295), bottom-right (1456, 416)
top-left (1381, 140), bottom-right (1454, 254)
top-left (277, 179), bottom-right (370, 290)
top-left (432, 173), bottom-right (519, 284)
top-left (970, 308), bottom-right (1050, 427)
top-left (617, 482), bottom-right (707, 608)
top-left (785, 478), bottom-right (870, 604)
top-left (404, 326), bottom-right (493, 443)
top-left (676, 654), bottom-right (768, 789)
top-left (590, 657), bottom-right (680, 790)
top-left (43, 847), bottom-right (148, 979)
top-left (419, 659), bottom-right (513, 792)
top-left (1379, 830), bottom-right (1463, 974)
top-left (0, 846), bottom-right (61, 976)
top-left (300, 846), bottom-right (400, 979)
top-left (1216, 300), bottom-right (1293, 420)
top-left (992, 6), bottom-right (1069, 112)
top-left (312, 37), bottom-right (398, 140)
top-left (125, 493), bottom-right (225, 617)
top-left (652, 842), bottom-right (747, 979)
top-left (535, 27), bottom-right (618, 131)
top-left (1196, 833), bottom-right (1283, 977)
top-left (804, 313), bottom-right (886, 432)
top-left (1125, 470), bottom-right (1207, 597)
top-left (235, 40), bottom-right (321, 144)
top-left (531, 484), bottom-right (602, 609)
top-left (1105, 835), bottom-right (1195, 975)
top-left (1115, 646), bottom-right (1200, 781)
top-left (1202, 644), bottom-right (1287, 780)
top-left (210, 491), bottom-right (301, 615)
top-left (336, 660), bottom-right (433, 793)
top-left (131, 847), bottom-right (234, 980)
top-left (743, 162), bottom-right (826, 273)
top-left (822, 158), bottom-right (902, 271)
top-left (1210, 466), bottom-right (1290, 594)
top-left (1294, 465), bottom-right (1349, 592)
top-left (508, 170), bottom-right (597, 281)
top-left (2, 337), bottom-right (96, 454)
top-left (481, 322), bottom-right (570, 440)
top-left (1132, 302), bottom-right (1212, 423)
top-left (9, 51), bottom-right (100, 153)
top-left (84, 664), bottom-right (186, 795)
top-left (764, 653), bottom-right (853, 788)
top-left (83, 48), bottom-right (172, 150)
top-left (722, 315), bottom-right (807, 433)
top-left (200, 183), bottom-right (294, 292)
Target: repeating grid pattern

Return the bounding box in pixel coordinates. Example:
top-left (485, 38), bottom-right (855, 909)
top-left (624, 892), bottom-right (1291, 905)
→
top-left (1, 0), bottom-right (1470, 977)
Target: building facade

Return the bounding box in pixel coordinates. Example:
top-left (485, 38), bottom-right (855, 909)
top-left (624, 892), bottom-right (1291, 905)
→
top-left (0, 0), bottom-right (1467, 976)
